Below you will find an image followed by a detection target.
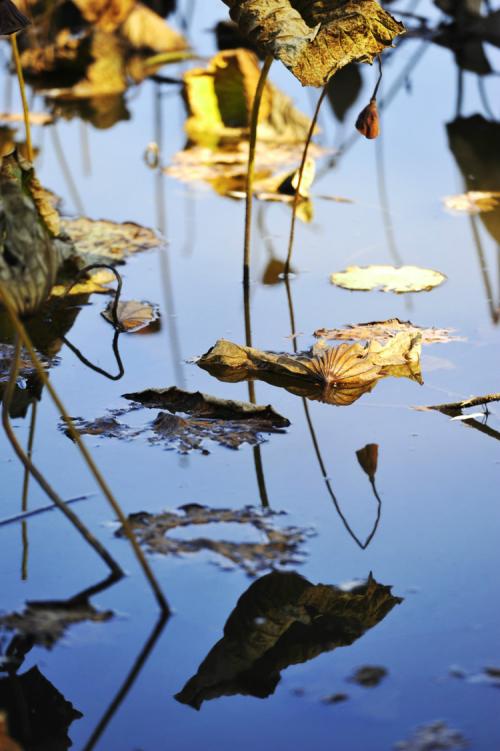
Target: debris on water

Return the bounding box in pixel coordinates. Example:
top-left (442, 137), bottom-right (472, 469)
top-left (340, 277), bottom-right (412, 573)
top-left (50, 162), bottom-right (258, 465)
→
top-left (322, 692), bottom-right (349, 704)
top-left (348, 665), bottom-right (387, 687)
top-left (395, 721), bottom-right (468, 750)
top-left (116, 505), bottom-right (314, 577)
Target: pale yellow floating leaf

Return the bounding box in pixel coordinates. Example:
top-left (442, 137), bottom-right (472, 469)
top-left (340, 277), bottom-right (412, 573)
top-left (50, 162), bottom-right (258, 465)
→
top-left (51, 269), bottom-right (116, 297)
top-left (330, 265), bottom-right (447, 294)
top-left (0, 112), bottom-right (53, 125)
top-left (121, 3), bottom-right (188, 53)
top-left (101, 299), bottom-right (160, 332)
top-left (443, 191), bottom-right (500, 215)
top-left (223, 0), bottom-right (405, 87)
top-left (72, 0), bottom-right (135, 31)
top-left (314, 318), bottom-right (462, 344)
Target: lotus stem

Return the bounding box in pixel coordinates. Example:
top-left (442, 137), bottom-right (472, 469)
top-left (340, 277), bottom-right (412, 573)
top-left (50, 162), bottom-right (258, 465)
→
top-left (243, 54), bottom-right (273, 288)
top-left (285, 85), bottom-right (328, 276)
top-left (0, 284), bottom-right (170, 614)
top-left (10, 33), bottom-right (33, 162)
top-left (1, 335), bottom-right (123, 577)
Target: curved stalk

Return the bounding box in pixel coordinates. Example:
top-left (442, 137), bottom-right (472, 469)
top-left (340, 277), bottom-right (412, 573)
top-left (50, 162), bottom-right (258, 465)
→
top-left (243, 55), bottom-right (273, 288)
top-left (284, 86), bottom-right (328, 276)
top-left (0, 283), bottom-right (169, 614)
top-left (11, 34), bottom-right (33, 162)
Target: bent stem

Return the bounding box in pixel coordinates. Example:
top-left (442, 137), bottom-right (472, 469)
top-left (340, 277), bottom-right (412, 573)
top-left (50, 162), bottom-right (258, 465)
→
top-left (11, 34), bottom-right (33, 163)
top-left (285, 85), bottom-right (328, 277)
top-left (0, 285), bottom-right (170, 614)
top-left (2, 336), bottom-right (122, 577)
top-left (243, 54), bottom-right (273, 288)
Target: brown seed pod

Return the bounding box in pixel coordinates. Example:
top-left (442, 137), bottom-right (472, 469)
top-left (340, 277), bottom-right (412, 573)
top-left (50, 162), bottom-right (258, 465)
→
top-left (355, 98), bottom-right (379, 139)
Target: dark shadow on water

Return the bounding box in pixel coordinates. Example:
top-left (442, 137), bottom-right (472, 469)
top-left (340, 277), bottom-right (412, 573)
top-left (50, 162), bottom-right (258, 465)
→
top-left (175, 570), bottom-right (402, 710)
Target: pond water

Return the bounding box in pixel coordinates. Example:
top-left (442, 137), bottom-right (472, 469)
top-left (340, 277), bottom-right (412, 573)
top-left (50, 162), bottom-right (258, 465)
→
top-left (1, 2), bottom-right (500, 750)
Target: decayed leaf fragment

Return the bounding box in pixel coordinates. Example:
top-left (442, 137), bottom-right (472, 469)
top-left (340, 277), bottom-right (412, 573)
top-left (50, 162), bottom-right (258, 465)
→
top-left (443, 191), bottom-right (500, 215)
top-left (50, 268), bottom-right (116, 296)
top-left (117, 504), bottom-right (313, 576)
top-left (356, 443), bottom-right (378, 479)
top-left (60, 217), bottom-right (162, 265)
top-left (314, 318), bottom-right (461, 344)
top-left (122, 386), bottom-right (290, 426)
top-left (101, 300), bottom-right (160, 332)
top-left (222, 0), bottom-right (405, 87)
top-left (197, 334), bottom-right (422, 406)
top-left (175, 571), bottom-right (402, 708)
top-left (330, 265), bottom-right (447, 293)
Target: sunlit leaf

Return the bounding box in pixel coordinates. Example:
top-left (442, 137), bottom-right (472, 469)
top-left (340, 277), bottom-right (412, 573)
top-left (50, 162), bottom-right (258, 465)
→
top-left (0, 112), bottom-right (53, 125)
top-left (175, 570), bottom-right (402, 708)
top-left (197, 334), bottom-right (422, 407)
top-left (314, 318), bottom-right (461, 344)
top-left (50, 268), bottom-right (116, 296)
top-left (101, 300), bottom-right (160, 332)
top-left (330, 265), bottom-right (447, 293)
top-left (443, 191), bottom-right (500, 215)
top-left (60, 217), bottom-right (162, 265)
top-left (117, 504), bottom-right (313, 576)
top-left (183, 49), bottom-right (313, 146)
top-left (223, 0), bottom-right (405, 87)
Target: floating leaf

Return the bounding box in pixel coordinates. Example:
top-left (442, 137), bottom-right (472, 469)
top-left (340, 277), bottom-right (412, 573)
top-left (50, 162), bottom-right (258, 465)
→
top-left (116, 505), bottom-right (313, 576)
top-left (223, 0), bottom-right (405, 87)
top-left (175, 571), bottom-right (402, 709)
top-left (330, 265), bottom-right (447, 293)
top-left (0, 598), bottom-right (113, 649)
top-left (123, 386), bottom-right (290, 426)
top-left (395, 721), bottom-right (468, 751)
top-left (443, 191), bottom-right (500, 215)
top-left (50, 268), bottom-right (116, 296)
top-left (314, 319), bottom-right (461, 344)
top-left (197, 334), bottom-right (422, 407)
top-left (101, 300), bottom-right (160, 332)
top-left (60, 217), bottom-right (162, 266)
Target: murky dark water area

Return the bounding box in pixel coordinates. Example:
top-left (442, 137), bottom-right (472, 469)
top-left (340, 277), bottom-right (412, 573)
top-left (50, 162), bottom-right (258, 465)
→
top-left (1, 2), bottom-right (500, 749)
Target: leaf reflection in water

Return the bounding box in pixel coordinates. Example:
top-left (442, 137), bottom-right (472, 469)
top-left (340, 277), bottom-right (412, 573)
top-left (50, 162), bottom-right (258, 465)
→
top-left (176, 571), bottom-right (402, 709)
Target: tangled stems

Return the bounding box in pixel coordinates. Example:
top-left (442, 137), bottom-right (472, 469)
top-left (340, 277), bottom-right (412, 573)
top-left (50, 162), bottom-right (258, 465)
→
top-left (284, 85), bottom-right (328, 277)
top-left (243, 54), bottom-right (273, 288)
top-left (0, 283), bottom-right (170, 614)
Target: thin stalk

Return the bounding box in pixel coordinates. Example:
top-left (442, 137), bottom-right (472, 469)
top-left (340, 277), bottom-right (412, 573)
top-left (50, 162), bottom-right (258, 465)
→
top-left (21, 400), bottom-right (37, 580)
top-left (243, 55), bottom-right (273, 288)
top-left (0, 285), bottom-right (169, 614)
top-left (285, 85), bottom-right (328, 276)
top-left (1, 335), bottom-right (122, 576)
top-left (11, 34), bottom-right (33, 163)
top-left (0, 494), bottom-right (90, 528)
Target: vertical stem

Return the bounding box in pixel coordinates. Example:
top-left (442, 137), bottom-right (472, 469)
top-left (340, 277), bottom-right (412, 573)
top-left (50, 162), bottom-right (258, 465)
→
top-left (285, 85), bottom-right (328, 276)
top-left (0, 286), bottom-right (169, 613)
top-left (21, 400), bottom-right (37, 581)
top-left (11, 34), bottom-right (33, 163)
top-left (243, 55), bottom-right (273, 288)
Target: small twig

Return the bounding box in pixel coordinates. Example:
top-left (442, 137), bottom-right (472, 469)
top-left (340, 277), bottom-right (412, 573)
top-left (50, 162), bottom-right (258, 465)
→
top-left (284, 85), bottom-right (328, 277)
top-left (0, 494), bottom-right (91, 528)
top-left (243, 54), bottom-right (273, 288)
top-left (418, 393), bottom-right (500, 413)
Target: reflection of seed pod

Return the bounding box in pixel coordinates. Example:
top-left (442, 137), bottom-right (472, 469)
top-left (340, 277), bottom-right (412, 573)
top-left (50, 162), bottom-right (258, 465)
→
top-left (355, 99), bottom-right (379, 140)
top-left (0, 0), bottom-right (31, 36)
top-left (308, 343), bottom-right (381, 386)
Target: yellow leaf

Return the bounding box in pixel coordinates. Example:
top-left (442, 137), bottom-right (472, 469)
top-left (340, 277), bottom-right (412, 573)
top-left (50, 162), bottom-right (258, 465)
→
top-left (330, 265), bottom-right (447, 293)
top-left (51, 269), bottom-right (116, 296)
top-left (101, 300), bottom-right (159, 332)
top-left (443, 191), bottom-right (500, 215)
